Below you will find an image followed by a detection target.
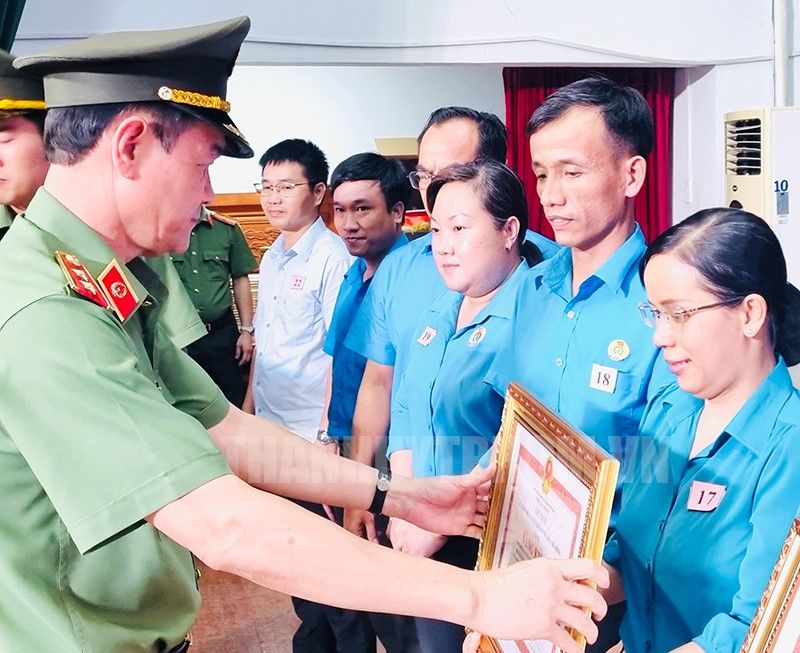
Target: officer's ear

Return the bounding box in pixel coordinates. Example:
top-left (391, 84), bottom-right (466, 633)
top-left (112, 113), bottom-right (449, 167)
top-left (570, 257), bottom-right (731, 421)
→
top-left (110, 115), bottom-right (150, 179)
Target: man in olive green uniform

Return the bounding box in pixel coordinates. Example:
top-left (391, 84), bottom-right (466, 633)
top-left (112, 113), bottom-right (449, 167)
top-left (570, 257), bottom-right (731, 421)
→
top-left (0, 17), bottom-right (608, 653)
top-left (0, 50), bottom-right (49, 241)
top-left (172, 205), bottom-right (256, 406)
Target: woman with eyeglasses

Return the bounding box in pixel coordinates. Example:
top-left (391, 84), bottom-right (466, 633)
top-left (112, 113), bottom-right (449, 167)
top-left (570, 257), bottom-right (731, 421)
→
top-left (601, 207), bottom-right (800, 653)
top-left (387, 159), bottom-right (549, 652)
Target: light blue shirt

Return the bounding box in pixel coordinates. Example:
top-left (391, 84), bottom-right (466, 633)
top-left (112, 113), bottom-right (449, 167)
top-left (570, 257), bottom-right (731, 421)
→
top-left (324, 234), bottom-right (408, 439)
top-left (346, 230), bottom-right (560, 402)
top-left (252, 217), bottom-right (352, 440)
top-left (486, 225), bottom-right (670, 464)
top-left (605, 360), bottom-right (800, 653)
top-left (390, 261), bottom-right (530, 477)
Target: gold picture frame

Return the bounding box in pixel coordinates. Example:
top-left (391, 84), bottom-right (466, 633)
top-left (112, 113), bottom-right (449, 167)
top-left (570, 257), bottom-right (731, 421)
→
top-left (741, 518), bottom-right (800, 653)
top-left (476, 382), bottom-right (619, 653)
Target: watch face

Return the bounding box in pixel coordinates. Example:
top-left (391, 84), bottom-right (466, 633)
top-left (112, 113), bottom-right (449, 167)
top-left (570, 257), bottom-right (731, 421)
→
top-left (377, 475), bottom-right (391, 491)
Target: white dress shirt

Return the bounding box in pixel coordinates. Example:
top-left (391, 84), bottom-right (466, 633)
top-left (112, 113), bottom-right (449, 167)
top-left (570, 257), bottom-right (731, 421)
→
top-left (252, 217), bottom-right (352, 440)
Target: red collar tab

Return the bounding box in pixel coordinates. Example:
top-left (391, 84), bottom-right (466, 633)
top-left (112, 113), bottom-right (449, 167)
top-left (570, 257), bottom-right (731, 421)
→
top-left (97, 259), bottom-right (140, 321)
top-left (55, 250), bottom-right (110, 310)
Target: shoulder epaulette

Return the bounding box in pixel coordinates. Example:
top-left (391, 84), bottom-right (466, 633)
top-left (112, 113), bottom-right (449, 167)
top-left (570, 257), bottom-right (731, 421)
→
top-left (55, 250), bottom-right (110, 310)
top-left (209, 210), bottom-right (238, 227)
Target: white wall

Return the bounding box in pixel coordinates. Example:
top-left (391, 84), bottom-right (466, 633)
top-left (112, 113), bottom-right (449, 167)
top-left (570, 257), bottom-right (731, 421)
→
top-left (11, 0), bottom-right (800, 211)
top-left (215, 65), bottom-right (504, 192)
top-left (13, 0), bottom-right (774, 66)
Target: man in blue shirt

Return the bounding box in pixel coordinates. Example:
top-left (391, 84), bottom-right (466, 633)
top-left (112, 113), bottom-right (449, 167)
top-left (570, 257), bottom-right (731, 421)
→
top-left (488, 77), bottom-right (670, 462)
top-left (343, 107), bottom-right (559, 539)
top-left (485, 77), bottom-right (671, 651)
top-left (317, 152), bottom-right (415, 653)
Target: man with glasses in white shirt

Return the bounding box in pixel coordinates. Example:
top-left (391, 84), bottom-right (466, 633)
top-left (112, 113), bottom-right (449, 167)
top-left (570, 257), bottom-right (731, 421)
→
top-left (243, 138), bottom-right (352, 652)
top-left (244, 138), bottom-right (351, 444)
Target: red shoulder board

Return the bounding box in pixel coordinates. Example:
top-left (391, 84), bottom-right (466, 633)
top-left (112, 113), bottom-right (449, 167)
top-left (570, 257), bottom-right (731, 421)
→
top-left (97, 259), bottom-right (140, 321)
top-left (209, 210), bottom-right (238, 226)
top-left (54, 250), bottom-right (110, 310)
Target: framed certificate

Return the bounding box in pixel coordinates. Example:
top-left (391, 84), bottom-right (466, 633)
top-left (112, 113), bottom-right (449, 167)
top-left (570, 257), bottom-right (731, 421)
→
top-left (476, 382), bottom-right (619, 653)
top-left (741, 519), bottom-right (800, 653)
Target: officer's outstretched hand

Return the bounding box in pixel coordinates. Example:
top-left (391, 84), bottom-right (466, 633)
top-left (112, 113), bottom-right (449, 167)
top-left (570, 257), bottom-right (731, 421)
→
top-left (468, 558), bottom-right (608, 653)
top-left (399, 462), bottom-right (493, 538)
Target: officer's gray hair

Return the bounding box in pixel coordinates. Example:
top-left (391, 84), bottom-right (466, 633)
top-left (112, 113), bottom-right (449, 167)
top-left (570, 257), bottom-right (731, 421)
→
top-left (44, 102), bottom-right (195, 166)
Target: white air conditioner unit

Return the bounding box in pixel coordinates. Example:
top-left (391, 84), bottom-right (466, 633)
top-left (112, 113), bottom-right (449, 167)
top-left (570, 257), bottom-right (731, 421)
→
top-left (725, 107), bottom-right (800, 385)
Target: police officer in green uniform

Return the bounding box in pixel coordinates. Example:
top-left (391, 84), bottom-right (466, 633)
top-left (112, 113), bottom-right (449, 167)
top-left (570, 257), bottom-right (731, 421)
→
top-left (0, 17), bottom-right (608, 653)
top-left (0, 50), bottom-right (49, 241)
top-left (172, 205), bottom-right (256, 406)
top-left (0, 50), bottom-right (208, 352)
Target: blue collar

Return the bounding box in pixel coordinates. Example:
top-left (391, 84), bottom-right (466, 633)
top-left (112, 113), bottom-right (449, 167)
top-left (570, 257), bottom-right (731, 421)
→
top-left (659, 358), bottom-right (797, 456)
top-left (344, 232), bottom-right (408, 282)
top-left (536, 224), bottom-right (646, 297)
top-left (429, 259), bottom-right (530, 325)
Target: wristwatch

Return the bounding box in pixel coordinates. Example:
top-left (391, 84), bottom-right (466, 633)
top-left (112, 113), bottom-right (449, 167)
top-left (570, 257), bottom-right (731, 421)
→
top-left (239, 324), bottom-right (254, 334)
top-left (316, 429), bottom-right (335, 446)
top-left (368, 467), bottom-right (392, 516)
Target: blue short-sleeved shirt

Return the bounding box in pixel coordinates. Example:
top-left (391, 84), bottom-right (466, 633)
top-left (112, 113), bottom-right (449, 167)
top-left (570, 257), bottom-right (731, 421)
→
top-left (390, 261), bottom-right (530, 477)
top-left (346, 230), bottom-right (560, 401)
top-left (487, 225), bottom-right (670, 463)
top-left (324, 234), bottom-right (408, 438)
top-left (604, 360), bottom-right (800, 653)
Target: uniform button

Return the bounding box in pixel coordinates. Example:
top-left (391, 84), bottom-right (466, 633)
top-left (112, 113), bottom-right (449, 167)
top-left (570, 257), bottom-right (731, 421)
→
top-left (658, 520), bottom-right (665, 531)
top-left (645, 642), bottom-right (652, 652)
top-left (555, 357), bottom-right (563, 367)
top-left (193, 288), bottom-right (200, 293)
top-left (214, 255), bottom-right (220, 260)
top-left (566, 310), bottom-right (575, 319)
top-left (192, 269), bottom-right (198, 274)
top-left (646, 562), bottom-right (652, 572)
top-left (273, 295), bottom-right (277, 300)
top-left (142, 300), bottom-right (153, 307)
top-left (256, 380), bottom-right (261, 387)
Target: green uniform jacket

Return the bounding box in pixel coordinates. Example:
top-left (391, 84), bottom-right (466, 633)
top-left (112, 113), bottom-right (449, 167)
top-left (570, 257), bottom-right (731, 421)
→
top-left (170, 208), bottom-right (256, 323)
top-left (0, 189), bottom-right (232, 651)
top-left (0, 204), bottom-right (15, 241)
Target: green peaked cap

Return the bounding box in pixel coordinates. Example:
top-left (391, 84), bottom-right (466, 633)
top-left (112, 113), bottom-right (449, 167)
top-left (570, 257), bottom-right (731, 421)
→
top-left (14, 16), bottom-right (253, 158)
top-left (0, 49), bottom-right (44, 113)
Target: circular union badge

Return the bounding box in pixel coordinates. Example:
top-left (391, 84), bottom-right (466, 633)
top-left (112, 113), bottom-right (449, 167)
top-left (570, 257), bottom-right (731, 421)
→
top-left (468, 326), bottom-right (487, 347)
top-left (607, 338), bottom-right (630, 362)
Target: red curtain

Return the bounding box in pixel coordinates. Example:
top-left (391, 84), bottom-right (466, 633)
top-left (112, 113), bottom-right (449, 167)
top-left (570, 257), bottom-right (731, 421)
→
top-left (504, 67), bottom-right (674, 243)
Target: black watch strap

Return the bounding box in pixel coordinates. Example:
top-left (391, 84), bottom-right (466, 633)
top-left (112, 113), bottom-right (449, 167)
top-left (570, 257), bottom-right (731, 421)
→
top-left (368, 467), bottom-right (392, 515)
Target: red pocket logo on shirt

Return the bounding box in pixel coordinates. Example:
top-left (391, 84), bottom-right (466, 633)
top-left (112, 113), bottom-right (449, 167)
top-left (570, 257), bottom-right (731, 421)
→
top-left (687, 481), bottom-right (726, 512)
top-left (290, 275), bottom-right (306, 290)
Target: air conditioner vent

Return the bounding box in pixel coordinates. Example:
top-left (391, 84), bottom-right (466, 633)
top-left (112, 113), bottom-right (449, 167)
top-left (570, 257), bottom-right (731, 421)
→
top-left (726, 118), bottom-right (762, 175)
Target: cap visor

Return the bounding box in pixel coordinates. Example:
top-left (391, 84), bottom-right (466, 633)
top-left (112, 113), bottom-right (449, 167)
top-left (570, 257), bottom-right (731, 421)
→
top-left (171, 104), bottom-right (253, 159)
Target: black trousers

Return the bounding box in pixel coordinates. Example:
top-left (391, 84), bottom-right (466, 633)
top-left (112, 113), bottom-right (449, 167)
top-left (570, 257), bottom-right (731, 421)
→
top-left (414, 536), bottom-right (479, 653)
top-left (290, 500), bottom-right (420, 653)
top-left (185, 312), bottom-right (247, 407)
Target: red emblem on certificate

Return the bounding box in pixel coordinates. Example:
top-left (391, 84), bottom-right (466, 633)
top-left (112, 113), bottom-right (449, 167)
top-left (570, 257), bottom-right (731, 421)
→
top-left (54, 250), bottom-right (110, 309)
top-left (98, 259), bottom-right (140, 321)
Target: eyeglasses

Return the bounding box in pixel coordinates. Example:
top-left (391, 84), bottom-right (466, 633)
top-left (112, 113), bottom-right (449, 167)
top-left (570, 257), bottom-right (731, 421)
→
top-left (408, 169), bottom-right (434, 190)
top-left (638, 296), bottom-right (744, 328)
top-left (253, 181), bottom-right (312, 197)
